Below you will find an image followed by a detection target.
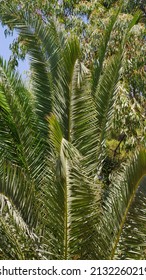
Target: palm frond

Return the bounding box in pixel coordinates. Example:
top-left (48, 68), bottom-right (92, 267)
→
top-left (95, 53), bottom-right (122, 147)
top-left (0, 217), bottom-right (25, 259)
top-left (116, 190), bottom-right (146, 259)
top-left (0, 201), bottom-right (41, 259)
top-left (52, 36), bottom-right (81, 139)
top-left (91, 7), bottom-right (120, 97)
top-left (40, 115), bottom-right (76, 259)
top-left (69, 160), bottom-right (101, 259)
top-left (0, 5), bottom-right (62, 136)
top-left (0, 58), bottom-right (49, 237)
top-left (94, 11), bottom-right (142, 166)
top-left (39, 116), bottom-right (101, 259)
top-left (0, 57), bottom-right (45, 181)
top-left (0, 161), bottom-right (38, 228)
top-left (97, 148), bottom-right (146, 259)
top-left (70, 60), bottom-right (99, 174)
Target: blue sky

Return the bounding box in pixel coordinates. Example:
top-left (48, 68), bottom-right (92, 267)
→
top-left (0, 23), bottom-right (29, 80)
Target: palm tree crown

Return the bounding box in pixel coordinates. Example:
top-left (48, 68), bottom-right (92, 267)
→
top-left (0, 4), bottom-right (146, 259)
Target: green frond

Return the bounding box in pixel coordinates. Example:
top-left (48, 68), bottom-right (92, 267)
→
top-left (0, 57), bottom-right (46, 178)
top-left (48, 114), bottom-right (63, 155)
top-left (70, 60), bottom-right (99, 174)
top-left (96, 53), bottom-right (122, 143)
top-left (116, 190), bottom-right (146, 259)
top-left (0, 204), bottom-right (42, 260)
top-left (69, 162), bottom-right (101, 259)
top-left (43, 116), bottom-right (76, 259)
top-left (0, 162), bottom-right (38, 228)
top-left (0, 5), bottom-right (63, 135)
top-left (0, 58), bottom-right (48, 235)
top-left (53, 36), bottom-right (81, 140)
top-left (94, 11), bottom-right (141, 165)
top-left (63, 36), bottom-right (81, 86)
top-left (0, 217), bottom-right (25, 259)
top-left (91, 7), bottom-right (120, 96)
top-left (40, 116), bottom-right (100, 259)
top-left (97, 148), bottom-right (146, 259)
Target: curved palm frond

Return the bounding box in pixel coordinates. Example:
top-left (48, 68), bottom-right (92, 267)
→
top-left (53, 36), bottom-right (81, 139)
top-left (94, 11), bottom-right (142, 169)
top-left (0, 57), bottom-right (45, 178)
top-left (0, 57), bottom-right (47, 234)
top-left (0, 217), bottom-right (25, 259)
top-left (37, 115), bottom-right (100, 260)
top-left (97, 148), bottom-right (146, 259)
top-left (91, 7), bottom-right (121, 96)
top-left (69, 60), bottom-right (99, 174)
top-left (95, 52), bottom-right (122, 148)
top-left (0, 5), bottom-right (64, 137)
top-left (0, 203), bottom-right (41, 260)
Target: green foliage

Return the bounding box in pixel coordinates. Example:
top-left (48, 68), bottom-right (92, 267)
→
top-left (0, 2), bottom-right (146, 260)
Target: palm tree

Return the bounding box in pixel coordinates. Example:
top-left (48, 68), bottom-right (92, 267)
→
top-left (0, 4), bottom-right (146, 259)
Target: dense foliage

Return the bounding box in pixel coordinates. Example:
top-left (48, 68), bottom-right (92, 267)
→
top-left (0, 1), bottom-right (146, 259)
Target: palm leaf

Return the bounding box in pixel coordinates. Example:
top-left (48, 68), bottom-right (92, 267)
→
top-left (68, 161), bottom-right (101, 259)
top-left (40, 115), bottom-right (76, 259)
top-left (0, 202), bottom-right (41, 259)
top-left (95, 52), bottom-right (122, 147)
top-left (97, 148), bottom-right (146, 259)
top-left (116, 190), bottom-right (146, 259)
top-left (0, 161), bottom-right (39, 228)
top-left (0, 5), bottom-right (62, 136)
top-left (70, 60), bottom-right (99, 174)
top-left (91, 7), bottom-right (121, 97)
top-left (0, 57), bottom-right (45, 181)
top-left (0, 217), bottom-right (25, 259)
top-left (52, 36), bottom-right (81, 139)
top-left (39, 115), bottom-right (100, 259)
top-left (94, 11), bottom-right (142, 167)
